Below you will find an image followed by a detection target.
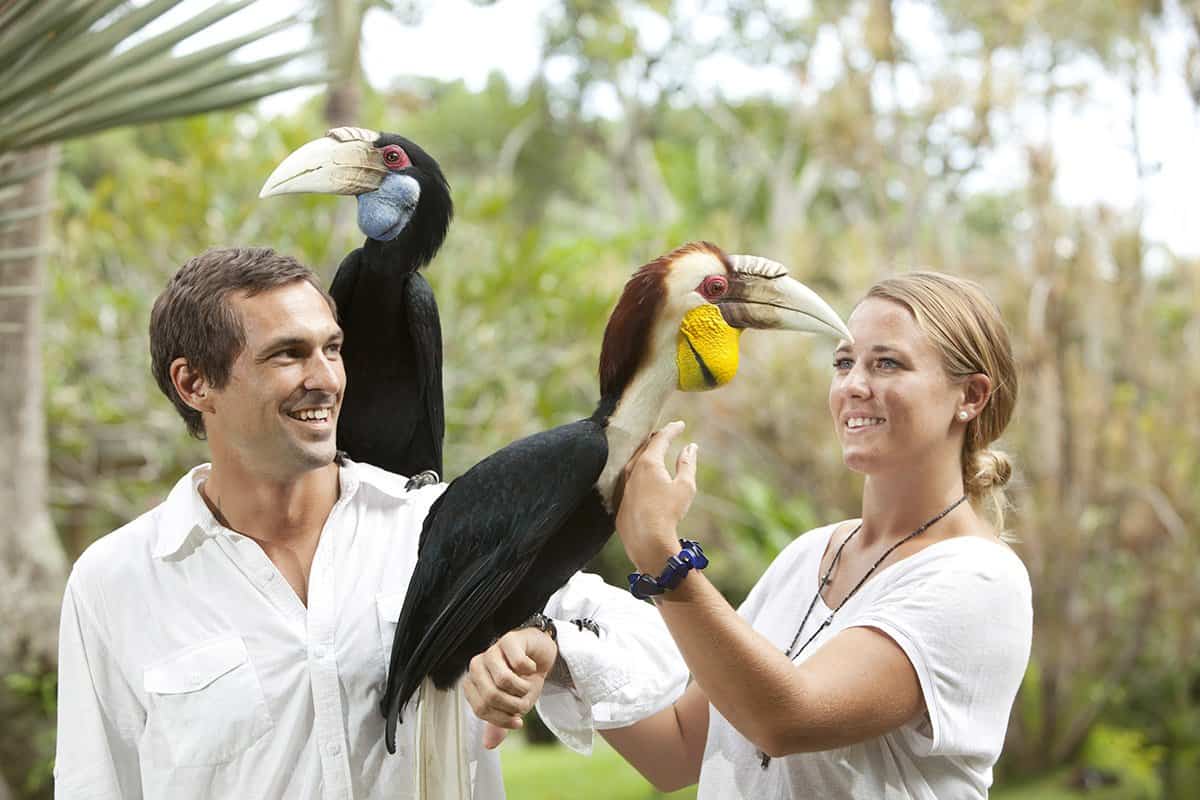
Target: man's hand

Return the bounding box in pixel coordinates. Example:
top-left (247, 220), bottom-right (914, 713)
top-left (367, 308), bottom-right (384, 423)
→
top-left (464, 627), bottom-right (558, 749)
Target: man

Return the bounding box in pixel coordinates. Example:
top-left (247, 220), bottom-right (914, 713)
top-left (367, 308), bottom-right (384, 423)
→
top-left (54, 247), bottom-right (685, 798)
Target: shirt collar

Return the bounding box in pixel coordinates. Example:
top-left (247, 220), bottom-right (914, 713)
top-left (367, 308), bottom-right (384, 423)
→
top-left (153, 464), bottom-right (220, 559)
top-left (151, 460), bottom-right (411, 560)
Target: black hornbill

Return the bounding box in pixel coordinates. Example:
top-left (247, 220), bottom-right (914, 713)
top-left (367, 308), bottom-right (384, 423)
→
top-left (260, 127), bottom-right (452, 487)
top-left (381, 241), bottom-right (851, 755)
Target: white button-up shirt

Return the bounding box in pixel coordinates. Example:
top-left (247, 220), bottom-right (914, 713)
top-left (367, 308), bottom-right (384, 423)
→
top-left (55, 461), bottom-right (687, 799)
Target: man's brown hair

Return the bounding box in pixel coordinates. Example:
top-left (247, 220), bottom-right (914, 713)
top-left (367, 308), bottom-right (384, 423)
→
top-left (149, 247), bottom-right (335, 438)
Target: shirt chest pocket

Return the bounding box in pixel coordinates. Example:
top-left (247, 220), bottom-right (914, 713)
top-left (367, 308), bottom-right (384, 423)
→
top-left (375, 591), bottom-right (415, 756)
top-left (143, 635), bottom-right (273, 766)
top-left (376, 591), bottom-right (407, 676)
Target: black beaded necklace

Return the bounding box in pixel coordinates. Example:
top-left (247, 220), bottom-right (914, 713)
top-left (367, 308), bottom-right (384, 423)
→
top-left (758, 494), bottom-right (968, 769)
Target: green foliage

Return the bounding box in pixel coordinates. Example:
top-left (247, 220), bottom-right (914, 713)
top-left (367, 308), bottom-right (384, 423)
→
top-left (1082, 724), bottom-right (1166, 800)
top-left (989, 770), bottom-right (1129, 800)
top-left (4, 671), bottom-right (57, 717)
top-left (1, 670), bottom-right (56, 795)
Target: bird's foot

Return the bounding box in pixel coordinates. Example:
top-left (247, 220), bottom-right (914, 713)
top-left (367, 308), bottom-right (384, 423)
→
top-left (404, 470), bottom-right (440, 491)
top-left (570, 618), bottom-right (601, 637)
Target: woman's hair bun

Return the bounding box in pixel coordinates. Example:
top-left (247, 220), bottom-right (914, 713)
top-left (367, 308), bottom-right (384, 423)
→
top-left (967, 448), bottom-right (1012, 495)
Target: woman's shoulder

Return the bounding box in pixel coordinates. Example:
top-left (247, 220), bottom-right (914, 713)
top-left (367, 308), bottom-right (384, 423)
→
top-left (882, 533), bottom-right (1032, 598)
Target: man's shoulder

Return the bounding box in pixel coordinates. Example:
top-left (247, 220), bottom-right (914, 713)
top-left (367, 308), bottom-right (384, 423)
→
top-left (69, 495), bottom-right (173, 594)
top-left (67, 465), bottom-right (206, 592)
top-left (343, 460), bottom-right (448, 508)
top-left (347, 461), bottom-right (414, 496)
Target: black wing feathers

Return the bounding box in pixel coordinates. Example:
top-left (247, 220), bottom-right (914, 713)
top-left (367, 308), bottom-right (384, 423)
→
top-left (402, 272), bottom-right (444, 476)
top-left (382, 418), bottom-right (608, 751)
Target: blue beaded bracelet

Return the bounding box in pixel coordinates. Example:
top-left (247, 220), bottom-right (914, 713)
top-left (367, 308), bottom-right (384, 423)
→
top-left (628, 539), bottom-right (709, 599)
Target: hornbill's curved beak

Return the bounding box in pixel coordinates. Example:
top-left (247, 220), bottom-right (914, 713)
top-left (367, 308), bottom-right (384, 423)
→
top-left (259, 127), bottom-right (386, 198)
top-left (718, 254), bottom-right (852, 341)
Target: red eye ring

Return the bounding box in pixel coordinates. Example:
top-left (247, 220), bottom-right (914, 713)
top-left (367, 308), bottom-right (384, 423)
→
top-left (380, 145), bottom-right (411, 170)
top-left (700, 275), bottom-right (729, 299)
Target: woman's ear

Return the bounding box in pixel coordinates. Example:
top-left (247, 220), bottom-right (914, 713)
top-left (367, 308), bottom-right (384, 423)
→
top-left (956, 373), bottom-right (992, 422)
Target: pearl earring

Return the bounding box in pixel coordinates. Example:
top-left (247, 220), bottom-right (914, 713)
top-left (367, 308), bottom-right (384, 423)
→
top-left (958, 411), bottom-right (969, 421)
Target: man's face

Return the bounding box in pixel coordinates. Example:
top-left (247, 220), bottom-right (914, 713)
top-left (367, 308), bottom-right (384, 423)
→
top-left (205, 281), bottom-right (345, 480)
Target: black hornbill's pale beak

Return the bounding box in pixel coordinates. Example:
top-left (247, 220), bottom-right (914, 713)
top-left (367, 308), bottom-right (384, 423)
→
top-left (719, 254), bottom-right (852, 341)
top-left (259, 127), bottom-right (386, 198)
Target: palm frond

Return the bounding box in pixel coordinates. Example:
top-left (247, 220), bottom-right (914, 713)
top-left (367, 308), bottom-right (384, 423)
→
top-left (0, 0), bottom-right (327, 154)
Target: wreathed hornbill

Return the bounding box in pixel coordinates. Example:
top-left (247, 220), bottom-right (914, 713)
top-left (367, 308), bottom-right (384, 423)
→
top-left (260, 127), bottom-right (452, 486)
top-left (381, 241), bottom-right (850, 760)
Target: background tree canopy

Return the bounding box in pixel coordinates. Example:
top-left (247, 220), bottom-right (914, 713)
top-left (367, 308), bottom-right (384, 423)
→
top-left (6, 0), bottom-right (1200, 797)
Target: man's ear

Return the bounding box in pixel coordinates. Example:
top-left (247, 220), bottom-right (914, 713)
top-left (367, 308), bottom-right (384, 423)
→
top-left (170, 358), bottom-right (214, 414)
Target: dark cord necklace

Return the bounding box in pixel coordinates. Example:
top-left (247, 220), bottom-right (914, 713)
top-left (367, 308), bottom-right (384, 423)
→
top-left (758, 494), bottom-right (967, 769)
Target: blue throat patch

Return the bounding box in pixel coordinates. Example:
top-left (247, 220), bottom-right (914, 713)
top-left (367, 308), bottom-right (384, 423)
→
top-left (357, 174), bottom-right (421, 241)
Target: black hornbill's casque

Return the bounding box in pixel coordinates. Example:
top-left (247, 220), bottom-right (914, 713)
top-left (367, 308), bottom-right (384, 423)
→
top-left (381, 241), bottom-right (851, 755)
top-left (260, 127), bottom-right (453, 487)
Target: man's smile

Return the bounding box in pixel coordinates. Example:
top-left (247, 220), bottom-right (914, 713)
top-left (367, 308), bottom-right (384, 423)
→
top-left (286, 406), bottom-right (335, 427)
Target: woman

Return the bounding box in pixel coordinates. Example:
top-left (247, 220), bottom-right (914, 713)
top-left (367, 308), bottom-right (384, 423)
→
top-left (605, 271), bottom-right (1032, 798)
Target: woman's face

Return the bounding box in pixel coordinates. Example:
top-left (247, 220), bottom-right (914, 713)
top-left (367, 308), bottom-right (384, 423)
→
top-left (828, 297), bottom-right (966, 476)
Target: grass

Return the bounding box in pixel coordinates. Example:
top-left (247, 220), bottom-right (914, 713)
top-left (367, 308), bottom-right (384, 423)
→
top-left (501, 741), bottom-right (1129, 800)
top-left (501, 738), bottom-right (696, 800)
top-left (990, 771), bottom-right (1133, 800)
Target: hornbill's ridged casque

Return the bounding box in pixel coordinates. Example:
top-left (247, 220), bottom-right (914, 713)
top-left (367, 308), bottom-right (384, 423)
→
top-left (260, 127), bottom-right (453, 485)
top-left (381, 241), bottom-right (851, 754)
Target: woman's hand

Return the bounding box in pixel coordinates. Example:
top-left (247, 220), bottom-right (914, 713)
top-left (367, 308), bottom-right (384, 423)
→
top-left (615, 420), bottom-right (699, 572)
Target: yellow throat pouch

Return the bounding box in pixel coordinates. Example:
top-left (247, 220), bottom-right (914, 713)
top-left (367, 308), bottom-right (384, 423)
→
top-left (677, 305), bottom-right (741, 391)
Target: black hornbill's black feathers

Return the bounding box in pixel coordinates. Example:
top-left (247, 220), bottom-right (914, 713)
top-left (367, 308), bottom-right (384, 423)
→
top-left (383, 413), bottom-right (611, 749)
top-left (328, 230), bottom-right (447, 479)
top-left (261, 128), bottom-right (453, 482)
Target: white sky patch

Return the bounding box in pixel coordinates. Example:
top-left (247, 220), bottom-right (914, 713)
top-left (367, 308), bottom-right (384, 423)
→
top-left (359, 0), bottom-right (549, 92)
top-left (693, 54), bottom-right (796, 102)
top-left (627, 4), bottom-right (671, 52)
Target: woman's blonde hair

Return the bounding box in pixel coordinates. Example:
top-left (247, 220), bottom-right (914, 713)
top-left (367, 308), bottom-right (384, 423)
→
top-left (865, 271), bottom-right (1018, 532)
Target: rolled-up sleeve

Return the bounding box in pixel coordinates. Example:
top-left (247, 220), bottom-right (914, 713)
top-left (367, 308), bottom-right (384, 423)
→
top-left (55, 577), bottom-right (145, 799)
top-left (853, 553), bottom-right (1032, 761)
top-left (536, 572), bottom-right (688, 754)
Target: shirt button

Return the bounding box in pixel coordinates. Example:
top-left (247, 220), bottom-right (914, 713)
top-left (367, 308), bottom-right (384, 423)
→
top-left (313, 646), bottom-right (326, 660)
top-left (326, 742), bottom-right (341, 756)
top-left (260, 568), bottom-right (275, 582)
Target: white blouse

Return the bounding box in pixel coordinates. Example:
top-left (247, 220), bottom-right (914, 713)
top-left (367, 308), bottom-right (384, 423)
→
top-left (698, 522), bottom-right (1033, 799)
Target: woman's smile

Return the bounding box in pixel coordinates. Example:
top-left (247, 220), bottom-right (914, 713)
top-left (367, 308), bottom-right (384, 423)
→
top-left (844, 416), bottom-right (886, 433)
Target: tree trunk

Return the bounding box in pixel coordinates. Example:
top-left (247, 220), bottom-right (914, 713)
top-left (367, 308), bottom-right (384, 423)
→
top-left (320, 0), bottom-right (367, 274)
top-left (0, 147), bottom-right (68, 675)
top-left (324, 78), bottom-right (362, 130)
